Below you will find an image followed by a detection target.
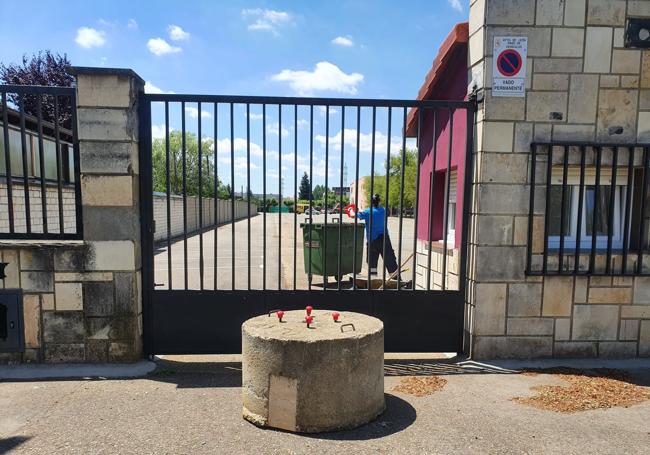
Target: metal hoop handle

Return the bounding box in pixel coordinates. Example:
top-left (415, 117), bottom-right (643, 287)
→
top-left (340, 323), bottom-right (355, 333)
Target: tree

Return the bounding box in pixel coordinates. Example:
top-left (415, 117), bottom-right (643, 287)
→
top-left (152, 130), bottom-right (231, 198)
top-left (312, 184), bottom-right (326, 201)
top-left (298, 172), bottom-right (311, 200)
top-left (0, 51), bottom-right (75, 128)
top-left (365, 148), bottom-right (417, 212)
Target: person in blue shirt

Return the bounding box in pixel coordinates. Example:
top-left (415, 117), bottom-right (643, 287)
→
top-left (356, 194), bottom-right (398, 276)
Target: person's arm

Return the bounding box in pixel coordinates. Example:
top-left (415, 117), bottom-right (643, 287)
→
top-left (357, 208), bottom-right (370, 220)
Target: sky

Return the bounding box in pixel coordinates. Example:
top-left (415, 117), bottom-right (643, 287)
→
top-left (0, 0), bottom-right (468, 195)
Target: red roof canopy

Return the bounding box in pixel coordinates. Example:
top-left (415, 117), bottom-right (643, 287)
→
top-left (405, 22), bottom-right (469, 136)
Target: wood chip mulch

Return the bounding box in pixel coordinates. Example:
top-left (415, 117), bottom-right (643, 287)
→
top-left (513, 368), bottom-right (650, 413)
top-left (392, 376), bottom-right (448, 397)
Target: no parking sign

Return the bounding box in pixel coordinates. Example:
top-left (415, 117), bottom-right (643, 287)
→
top-left (493, 37), bottom-right (527, 97)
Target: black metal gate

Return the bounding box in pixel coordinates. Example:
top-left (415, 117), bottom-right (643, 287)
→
top-left (139, 93), bottom-right (475, 354)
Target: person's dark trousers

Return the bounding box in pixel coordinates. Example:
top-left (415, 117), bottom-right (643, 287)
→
top-left (366, 234), bottom-right (399, 275)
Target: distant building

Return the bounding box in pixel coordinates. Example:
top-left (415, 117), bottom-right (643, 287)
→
top-left (349, 178), bottom-right (368, 210)
top-left (331, 186), bottom-right (350, 197)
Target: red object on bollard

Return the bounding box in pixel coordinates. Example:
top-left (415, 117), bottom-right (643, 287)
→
top-left (305, 316), bottom-right (314, 327)
top-left (306, 306), bottom-right (313, 316)
top-left (332, 311), bottom-right (340, 322)
top-left (276, 310), bottom-right (285, 322)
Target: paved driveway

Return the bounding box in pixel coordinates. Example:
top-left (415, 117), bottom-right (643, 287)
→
top-left (154, 213), bottom-right (414, 290)
top-left (1, 359), bottom-right (649, 454)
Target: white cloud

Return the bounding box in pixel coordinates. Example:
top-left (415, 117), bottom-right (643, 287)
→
top-left (246, 112), bottom-right (264, 120)
top-left (151, 124), bottom-right (174, 139)
top-left (272, 62), bottom-right (363, 95)
top-left (185, 106), bottom-right (212, 119)
top-left (75, 27), bottom-right (106, 49)
top-left (168, 24), bottom-right (190, 41)
top-left (267, 122), bottom-right (289, 137)
top-left (219, 156), bottom-right (260, 171)
top-left (315, 128), bottom-right (402, 154)
top-left (317, 106), bottom-right (339, 116)
top-left (127, 19), bottom-right (138, 29)
top-left (268, 151), bottom-right (307, 163)
top-left (242, 8), bottom-right (293, 35)
top-left (216, 138), bottom-right (263, 157)
top-left (331, 36), bottom-right (353, 47)
top-left (147, 38), bottom-right (182, 56)
top-left (98, 18), bottom-right (117, 27)
top-left (144, 81), bottom-right (174, 94)
top-left (297, 119), bottom-right (309, 129)
top-left (448, 0), bottom-right (463, 12)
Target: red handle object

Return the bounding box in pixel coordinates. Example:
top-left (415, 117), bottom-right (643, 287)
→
top-left (276, 310), bottom-right (284, 322)
top-left (332, 311), bottom-right (340, 322)
top-left (306, 305), bottom-right (313, 316)
top-left (344, 204), bottom-right (357, 218)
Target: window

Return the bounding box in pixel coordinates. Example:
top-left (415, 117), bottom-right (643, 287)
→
top-left (1, 122), bottom-right (74, 183)
top-left (548, 184), bottom-right (626, 249)
top-left (445, 170), bottom-right (457, 244)
top-left (528, 143), bottom-right (650, 276)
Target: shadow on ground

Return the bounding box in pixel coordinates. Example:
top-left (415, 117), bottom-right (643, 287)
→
top-left (0, 436), bottom-right (31, 453)
top-left (300, 393), bottom-right (416, 441)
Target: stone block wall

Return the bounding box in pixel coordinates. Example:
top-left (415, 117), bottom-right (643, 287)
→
top-left (0, 68), bottom-right (145, 364)
top-left (0, 243), bottom-right (141, 362)
top-left (468, 0), bottom-right (650, 358)
top-left (415, 242), bottom-right (460, 291)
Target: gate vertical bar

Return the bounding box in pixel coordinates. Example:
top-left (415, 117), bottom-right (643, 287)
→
top-left (198, 102), bottom-right (204, 289)
top-left (1, 92), bottom-right (15, 233)
top-left (262, 104), bottom-right (267, 290)
top-left (441, 108), bottom-right (453, 290)
top-left (427, 110), bottom-right (438, 290)
top-left (53, 96), bottom-right (64, 234)
top-left (247, 103), bottom-right (251, 290)
top-left (352, 106), bottom-right (361, 289)
top-left (278, 105), bottom-right (282, 290)
top-left (382, 107), bottom-right (392, 289)
top-left (308, 105), bottom-right (314, 290)
top-left (558, 146), bottom-right (569, 273)
top-left (636, 147), bottom-right (649, 274)
top-left (590, 147), bottom-right (602, 274)
top-left (18, 96), bottom-right (31, 233)
top-left (213, 103), bottom-right (219, 290)
top-left (338, 107), bottom-right (345, 290)
top-left (606, 147), bottom-right (618, 274)
top-left (412, 108), bottom-right (423, 288)
top-left (542, 145), bottom-right (552, 275)
top-left (622, 147), bottom-right (634, 274)
top-left (165, 102), bottom-right (172, 289)
top-left (324, 105), bottom-right (329, 289)
top-left (36, 95), bottom-right (48, 234)
top-left (293, 104), bottom-right (298, 290)
top-left (396, 108), bottom-right (406, 289)
top-left (181, 101), bottom-right (188, 289)
top-left (368, 107), bottom-right (376, 290)
top-left (230, 102), bottom-right (235, 290)
top-left (574, 146), bottom-right (586, 274)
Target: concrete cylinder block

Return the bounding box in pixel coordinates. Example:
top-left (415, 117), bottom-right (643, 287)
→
top-left (242, 310), bottom-right (385, 433)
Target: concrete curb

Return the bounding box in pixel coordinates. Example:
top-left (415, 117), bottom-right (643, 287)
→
top-left (473, 358), bottom-right (650, 370)
top-left (0, 361), bottom-right (156, 380)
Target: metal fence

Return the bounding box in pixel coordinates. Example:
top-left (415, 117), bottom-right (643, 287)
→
top-left (142, 94), bottom-right (474, 292)
top-left (527, 142), bottom-right (650, 276)
top-left (0, 84), bottom-right (82, 240)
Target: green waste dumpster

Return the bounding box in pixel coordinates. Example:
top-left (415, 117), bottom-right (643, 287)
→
top-left (301, 219), bottom-right (365, 280)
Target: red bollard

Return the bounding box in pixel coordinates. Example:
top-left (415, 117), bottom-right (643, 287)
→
top-left (306, 306), bottom-right (313, 316)
top-left (305, 316), bottom-right (314, 327)
top-left (332, 311), bottom-right (340, 322)
top-left (276, 310), bottom-right (285, 322)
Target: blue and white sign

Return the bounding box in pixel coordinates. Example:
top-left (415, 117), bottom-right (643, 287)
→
top-left (493, 36), bottom-right (528, 97)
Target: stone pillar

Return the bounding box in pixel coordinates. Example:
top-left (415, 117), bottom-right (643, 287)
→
top-left (72, 67), bottom-right (145, 361)
top-left (467, 0), bottom-right (650, 359)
